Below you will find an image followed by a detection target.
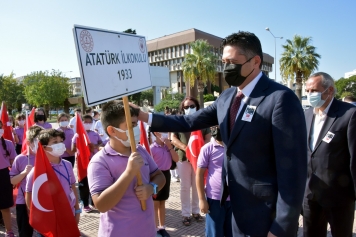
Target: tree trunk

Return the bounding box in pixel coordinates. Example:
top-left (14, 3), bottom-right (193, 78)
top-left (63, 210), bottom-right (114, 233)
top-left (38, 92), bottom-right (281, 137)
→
top-left (199, 92), bottom-right (204, 109)
top-left (63, 98), bottom-right (70, 114)
top-left (197, 79), bottom-right (205, 109)
top-left (295, 71), bottom-right (303, 103)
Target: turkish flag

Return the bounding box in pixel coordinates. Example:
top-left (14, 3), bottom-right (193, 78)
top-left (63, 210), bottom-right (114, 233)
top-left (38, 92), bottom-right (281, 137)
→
top-left (75, 114), bottom-right (91, 182)
top-left (0, 101), bottom-right (14, 143)
top-left (186, 130), bottom-right (205, 172)
top-left (139, 121), bottom-right (151, 155)
top-left (21, 107), bottom-right (36, 154)
top-left (29, 144), bottom-right (80, 237)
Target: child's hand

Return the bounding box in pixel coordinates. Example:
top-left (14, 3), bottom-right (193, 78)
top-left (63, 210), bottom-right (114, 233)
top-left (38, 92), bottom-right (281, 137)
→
top-left (134, 184), bottom-right (153, 200)
top-left (199, 199), bottom-right (209, 214)
top-left (21, 165), bottom-right (33, 175)
top-left (127, 152), bottom-right (144, 174)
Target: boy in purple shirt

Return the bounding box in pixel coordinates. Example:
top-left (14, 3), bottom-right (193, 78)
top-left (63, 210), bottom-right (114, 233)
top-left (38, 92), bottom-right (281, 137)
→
top-left (10, 125), bottom-right (43, 237)
top-left (72, 114), bottom-right (103, 213)
top-left (87, 100), bottom-right (166, 237)
top-left (25, 129), bottom-right (81, 232)
top-left (196, 126), bottom-right (232, 237)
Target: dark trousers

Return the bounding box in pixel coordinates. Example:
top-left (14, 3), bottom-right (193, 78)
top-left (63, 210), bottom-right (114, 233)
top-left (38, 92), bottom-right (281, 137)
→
top-left (16, 204), bottom-right (33, 237)
top-left (62, 156), bottom-right (75, 168)
top-left (79, 177), bottom-right (92, 207)
top-left (16, 144), bottom-right (22, 155)
top-left (303, 198), bottom-right (354, 237)
top-left (206, 198), bottom-right (232, 237)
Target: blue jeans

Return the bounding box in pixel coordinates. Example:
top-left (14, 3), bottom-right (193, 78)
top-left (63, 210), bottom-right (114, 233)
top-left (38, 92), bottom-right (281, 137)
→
top-left (206, 197), bottom-right (233, 237)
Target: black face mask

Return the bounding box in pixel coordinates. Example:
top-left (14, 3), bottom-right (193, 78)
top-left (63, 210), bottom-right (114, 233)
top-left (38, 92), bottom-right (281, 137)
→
top-left (36, 115), bottom-right (45, 121)
top-left (223, 57), bottom-right (254, 87)
top-left (211, 127), bottom-right (222, 141)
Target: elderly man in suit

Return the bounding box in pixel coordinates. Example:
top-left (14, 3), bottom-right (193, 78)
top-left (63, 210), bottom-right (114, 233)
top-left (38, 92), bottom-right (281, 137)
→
top-left (135, 31), bottom-right (307, 237)
top-left (303, 72), bottom-right (356, 237)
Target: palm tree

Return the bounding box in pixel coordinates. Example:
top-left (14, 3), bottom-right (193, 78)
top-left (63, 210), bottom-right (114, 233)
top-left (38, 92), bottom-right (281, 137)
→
top-left (182, 39), bottom-right (218, 107)
top-left (280, 35), bottom-right (321, 101)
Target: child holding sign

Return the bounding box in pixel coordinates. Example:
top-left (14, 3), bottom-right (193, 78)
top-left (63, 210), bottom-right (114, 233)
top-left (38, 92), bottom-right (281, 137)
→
top-left (87, 100), bottom-right (165, 237)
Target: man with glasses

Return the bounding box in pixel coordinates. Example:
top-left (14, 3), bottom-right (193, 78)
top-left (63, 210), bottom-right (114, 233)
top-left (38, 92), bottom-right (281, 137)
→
top-left (303, 72), bottom-right (356, 237)
top-left (133, 31), bottom-right (307, 237)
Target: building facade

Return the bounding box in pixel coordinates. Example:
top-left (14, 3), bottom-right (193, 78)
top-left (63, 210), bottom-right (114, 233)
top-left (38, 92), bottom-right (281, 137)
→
top-left (147, 28), bottom-right (274, 97)
top-left (69, 77), bottom-right (82, 97)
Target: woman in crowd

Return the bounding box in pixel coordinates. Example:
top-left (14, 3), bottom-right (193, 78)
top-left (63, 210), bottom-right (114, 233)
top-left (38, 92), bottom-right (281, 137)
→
top-left (34, 108), bottom-right (52, 129)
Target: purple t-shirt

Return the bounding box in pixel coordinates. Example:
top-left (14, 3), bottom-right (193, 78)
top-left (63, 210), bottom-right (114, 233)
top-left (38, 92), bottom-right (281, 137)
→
top-left (88, 143), bottom-right (158, 237)
top-left (14, 126), bottom-right (24, 145)
top-left (9, 154), bottom-right (35, 204)
top-left (0, 139), bottom-right (17, 169)
top-left (35, 122), bottom-right (52, 129)
top-left (150, 142), bottom-right (172, 171)
top-left (197, 139), bottom-right (229, 201)
top-left (26, 159), bottom-right (76, 214)
top-left (58, 127), bottom-right (74, 158)
top-left (73, 130), bottom-right (102, 159)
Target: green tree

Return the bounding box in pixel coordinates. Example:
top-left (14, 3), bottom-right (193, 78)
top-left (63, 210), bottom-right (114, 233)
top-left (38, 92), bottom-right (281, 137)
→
top-left (334, 76), bottom-right (356, 99)
top-left (203, 94), bottom-right (215, 102)
top-left (123, 28), bottom-right (136, 35)
top-left (280, 35), bottom-right (321, 101)
top-left (0, 72), bottom-right (26, 113)
top-left (182, 39), bottom-right (218, 108)
top-left (23, 70), bottom-right (70, 116)
top-left (154, 92), bottom-right (185, 112)
top-left (141, 89), bottom-right (154, 105)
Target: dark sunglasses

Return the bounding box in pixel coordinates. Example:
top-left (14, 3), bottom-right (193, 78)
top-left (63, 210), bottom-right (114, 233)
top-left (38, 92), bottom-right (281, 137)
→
top-left (183, 105), bottom-right (196, 110)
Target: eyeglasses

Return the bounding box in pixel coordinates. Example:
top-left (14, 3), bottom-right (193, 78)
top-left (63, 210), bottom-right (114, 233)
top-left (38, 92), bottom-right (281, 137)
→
top-left (183, 105), bottom-right (196, 110)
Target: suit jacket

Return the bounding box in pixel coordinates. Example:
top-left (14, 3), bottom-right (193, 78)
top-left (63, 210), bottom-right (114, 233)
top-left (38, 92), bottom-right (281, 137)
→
top-left (150, 74), bottom-right (307, 236)
top-left (304, 99), bottom-right (356, 207)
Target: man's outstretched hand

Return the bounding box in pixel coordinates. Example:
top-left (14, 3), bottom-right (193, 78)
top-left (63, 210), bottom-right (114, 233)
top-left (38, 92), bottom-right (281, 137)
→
top-left (129, 102), bottom-right (149, 123)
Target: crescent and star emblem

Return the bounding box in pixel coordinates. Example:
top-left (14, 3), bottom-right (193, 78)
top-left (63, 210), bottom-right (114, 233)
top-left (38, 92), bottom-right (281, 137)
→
top-left (187, 135), bottom-right (199, 157)
top-left (32, 173), bottom-right (52, 212)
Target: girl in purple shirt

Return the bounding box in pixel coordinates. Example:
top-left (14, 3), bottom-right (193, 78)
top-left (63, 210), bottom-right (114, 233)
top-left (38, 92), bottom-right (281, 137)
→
top-left (14, 114), bottom-right (26, 154)
top-left (0, 120), bottom-right (17, 237)
top-left (57, 113), bottom-right (76, 167)
top-left (34, 108), bottom-right (52, 129)
top-left (150, 131), bottom-right (179, 237)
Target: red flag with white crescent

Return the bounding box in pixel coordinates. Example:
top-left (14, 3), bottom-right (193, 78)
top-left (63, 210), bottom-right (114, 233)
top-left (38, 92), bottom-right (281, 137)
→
top-left (75, 114), bottom-right (91, 182)
top-left (185, 130), bottom-right (204, 172)
top-left (21, 107), bottom-right (36, 154)
top-left (30, 144), bottom-right (80, 237)
top-left (0, 101), bottom-right (14, 143)
top-left (139, 121), bottom-right (151, 155)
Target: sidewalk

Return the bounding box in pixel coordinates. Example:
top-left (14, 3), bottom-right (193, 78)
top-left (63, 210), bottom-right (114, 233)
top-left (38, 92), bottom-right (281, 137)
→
top-left (2, 179), bottom-right (356, 236)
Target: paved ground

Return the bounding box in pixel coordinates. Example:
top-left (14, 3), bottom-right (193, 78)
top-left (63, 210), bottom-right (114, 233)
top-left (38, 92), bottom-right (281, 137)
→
top-left (2, 179), bottom-right (356, 236)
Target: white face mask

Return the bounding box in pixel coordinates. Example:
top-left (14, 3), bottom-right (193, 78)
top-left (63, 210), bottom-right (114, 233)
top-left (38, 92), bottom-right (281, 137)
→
top-left (184, 107), bottom-right (197, 115)
top-left (46, 143), bottom-right (66, 157)
top-left (84, 123), bottom-right (92, 131)
top-left (113, 126), bottom-right (140, 147)
top-left (91, 113), bottom-right (94, 117)
top-left (18, 120), bottom-right (25, 126)
top-left (0, 129), bottom-right (4, 138)
top-left (30, 138), bottom-right (39, 154)
top-left (159, 133), bottom-right (169, 142)
top-left (59, 121), bottom-right (69, 128)
top-left (307, 87), bottom-right (329, 108)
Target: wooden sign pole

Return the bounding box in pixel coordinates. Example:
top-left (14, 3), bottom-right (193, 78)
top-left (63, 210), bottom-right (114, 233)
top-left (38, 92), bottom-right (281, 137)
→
top-left (122, 96), bottom-right (146, 211)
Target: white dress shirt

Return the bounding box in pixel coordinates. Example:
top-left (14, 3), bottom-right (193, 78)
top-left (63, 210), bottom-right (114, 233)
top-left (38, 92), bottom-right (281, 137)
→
top-left (310, 98), bottom-right (334, 150)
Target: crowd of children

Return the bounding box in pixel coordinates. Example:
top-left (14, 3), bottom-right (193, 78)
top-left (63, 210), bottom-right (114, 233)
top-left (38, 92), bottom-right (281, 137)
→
top-left (1, 100), bottom-right (230, 237)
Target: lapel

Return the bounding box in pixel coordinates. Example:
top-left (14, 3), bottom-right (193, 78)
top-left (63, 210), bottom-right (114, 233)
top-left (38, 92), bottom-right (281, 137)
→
top-left (227, 75), bottom-right (269, 148)
top-left (312, 99), bottom-right (339, 154)
top-left (221, 88), bottom-right (237, 146)
top-left (305, 109), bottom-right (315, 152)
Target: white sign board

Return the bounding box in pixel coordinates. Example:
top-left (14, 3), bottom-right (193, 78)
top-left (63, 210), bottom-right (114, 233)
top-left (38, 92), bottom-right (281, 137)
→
top-left (73, 25), bottom-right (152, 106)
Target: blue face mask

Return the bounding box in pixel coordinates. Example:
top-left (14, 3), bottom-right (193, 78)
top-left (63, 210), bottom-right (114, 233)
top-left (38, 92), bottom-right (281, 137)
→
top-left (307, 87), bottom-right (330, 108)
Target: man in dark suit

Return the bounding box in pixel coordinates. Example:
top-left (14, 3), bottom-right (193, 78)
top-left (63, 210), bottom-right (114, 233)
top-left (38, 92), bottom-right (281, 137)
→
top-left (303, 72), bottom-right (356, 237)
top-left (135, 31), bottom-right (307, 237)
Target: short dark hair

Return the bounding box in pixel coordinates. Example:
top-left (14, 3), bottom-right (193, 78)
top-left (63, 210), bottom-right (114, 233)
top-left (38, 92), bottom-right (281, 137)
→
top-left (179, 96), bottom-right (200, 114)
top-left (34, 108), bottom-right (47, 122)
top-left (74, 108), bottom-right (81, 112)
top-left (85, 108), bottom-right (93, 114)
top-left (344, 95), bottom-right (356, 102)
top-left (83, 114), bottom-right (93, 122)
top-left (93, 111), bottom-right (99, 116)
top-left (38, 129), bottom-right (65, 146)
top-left (57, 113), bottom-right (70, 122)
top-left (26, 125), bottom-right (43, 143)
top-left (221, 31), bottom-right (263, 69)
top-left (101, 100), bottom-right (139, 137)
top-left (16, 114), bottom-right (25, 121)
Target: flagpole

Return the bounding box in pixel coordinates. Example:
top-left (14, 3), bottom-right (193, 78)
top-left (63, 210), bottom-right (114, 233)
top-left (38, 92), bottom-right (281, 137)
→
top-left (26, 110), bottom-right (30, 165)
top-left (122, 96), bottom-right (146, 211)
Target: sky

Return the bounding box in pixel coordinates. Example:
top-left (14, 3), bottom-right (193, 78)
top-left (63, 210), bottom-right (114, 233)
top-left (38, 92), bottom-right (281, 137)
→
top-left (1, 0), bottom-right (355, 83)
